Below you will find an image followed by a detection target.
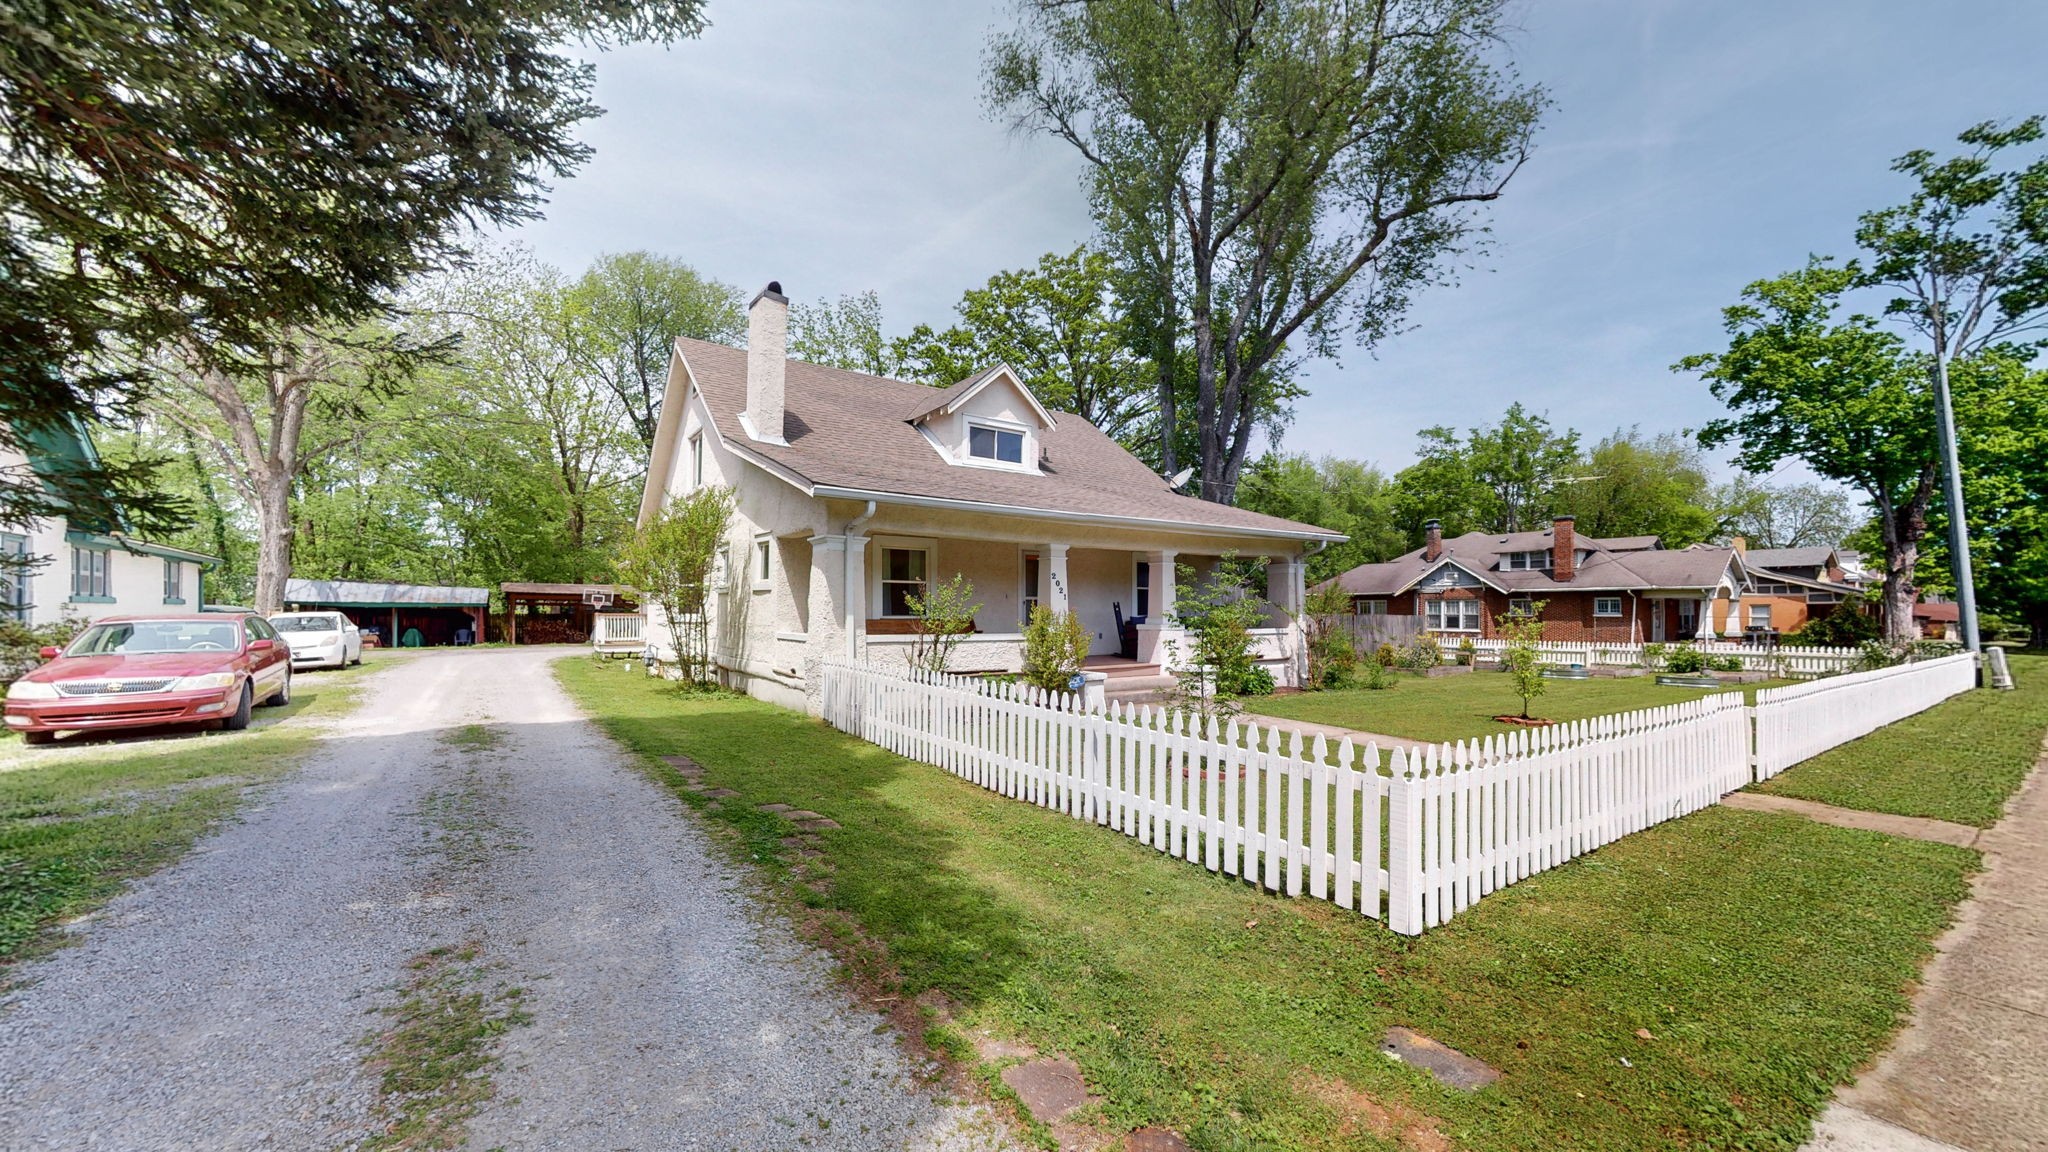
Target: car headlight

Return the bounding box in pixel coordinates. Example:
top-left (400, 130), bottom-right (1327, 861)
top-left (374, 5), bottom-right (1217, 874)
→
top-left (169, 672), bottom-right (237, 692)
top-left (5, 680), bottom-right (57, 701)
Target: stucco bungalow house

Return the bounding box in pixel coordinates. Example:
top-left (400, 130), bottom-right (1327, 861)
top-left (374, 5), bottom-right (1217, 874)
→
top-left (1729, 542), bottom-right (1862, 636)
top-left (635, 282), bottom-right (1342, 712)
top-left (2, 419), bottom-right (216, 628)
top-left (1323, 517), bottom-right (1761, 643)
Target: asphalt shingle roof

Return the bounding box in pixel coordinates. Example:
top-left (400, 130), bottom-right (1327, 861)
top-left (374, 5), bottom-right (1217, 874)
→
top-left (678, 338), bottom-right (1339, 541)
top-left (1324, 528), bottom-right (1737, 597)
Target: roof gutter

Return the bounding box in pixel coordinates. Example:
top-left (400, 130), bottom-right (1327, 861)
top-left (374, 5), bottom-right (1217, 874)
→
top-left (810, 485), bottom-right (1347, 545)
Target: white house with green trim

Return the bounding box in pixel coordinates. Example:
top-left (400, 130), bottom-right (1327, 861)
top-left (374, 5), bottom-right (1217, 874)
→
top-left (2, 422), bottom-right (217, 627)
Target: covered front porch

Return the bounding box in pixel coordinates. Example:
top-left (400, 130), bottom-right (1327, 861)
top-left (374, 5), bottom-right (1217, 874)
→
top-left (846, 535), bottom-right (1305, 686)
top-left (1643, 581), bottom-right (1764, 643)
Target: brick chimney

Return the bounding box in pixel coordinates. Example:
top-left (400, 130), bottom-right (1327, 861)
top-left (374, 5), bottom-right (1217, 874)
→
top-left (1730, 534), bottom-right (1747, 555)
top-left (1552, 515), bottom-right (1576, 581)
top-left (1423, 519), bottom-right (1443, 562)
top-left (743, 280), bottom-right (788, 445)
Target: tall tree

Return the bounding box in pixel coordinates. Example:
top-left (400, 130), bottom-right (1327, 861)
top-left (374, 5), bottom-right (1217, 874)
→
top-left (1236, 453), bottom-right (1406, 581)
top-left (566, 253), bottom-right (744, 450)
top-left (1, 0), bottom-right (705, 527)
top-left (1394, 403), bottom-right (1580, 537)
top-left (987, 0), bottom-right (1543, 502)
top-left (789, 291), bottom-right (896, 376)
top-left (1717, 478), bottom-right (1858, 550)
top-left (1851, 117), bottom-right (2048, 648)
top-left (894, 248), bottom-right (1155, 446)
top-left (1555, 429), bottom-right (1722, 546)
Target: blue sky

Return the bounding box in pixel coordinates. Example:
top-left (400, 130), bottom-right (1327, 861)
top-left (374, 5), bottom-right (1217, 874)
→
top-left (507, 0), bottom-right (2048, 478)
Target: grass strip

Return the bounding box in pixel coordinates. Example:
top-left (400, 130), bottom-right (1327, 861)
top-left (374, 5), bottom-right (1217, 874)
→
top-left (0, 659), bottom-right (379, 967)
top-left (362, 942), bottom-right (532, 1152)
top-left (558, 657), bottom-right (1977, 1152)
top-left (1752, 652), bottom-right (2048, 827)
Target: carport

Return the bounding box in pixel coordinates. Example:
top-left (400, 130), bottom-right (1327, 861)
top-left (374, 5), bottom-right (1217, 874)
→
top-left (282, 579), bottom-right (490, 648)
top-left (502, 583), bottom-right (639, 645)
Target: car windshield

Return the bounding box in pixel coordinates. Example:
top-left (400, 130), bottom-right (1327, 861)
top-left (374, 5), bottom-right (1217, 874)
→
top-left (271, 614), bottom-right (343, 634)
top-left (67, 621), bottom-right (243, 655)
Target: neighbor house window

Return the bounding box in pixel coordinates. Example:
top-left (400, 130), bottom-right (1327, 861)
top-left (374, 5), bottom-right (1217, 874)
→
top-left (1354, 598), bottom-right (1386, 616)
top-left (1747, 603), bottom-right (1771, 630)
top-left (70, 546), bottom-right (110, 600)
top-left (1508, 596), bottom-right (1536, 617)
top-left (1, 533), bottom-right (27, 621)
top-left (1425, 598), bottom-right (1481, 631)
top-left (1502, 550), bottom-right (1551, 571)
top-left (689, 433), bottom-right (704, 488)
top-left (1594, 596), bottom-right (1622, 617)
top-left (967, 421), bottom-right (1025, 465)
top-left (880, 546), bottom-right (928, 617)
top-left (163, 559), bottom-right (184, 603)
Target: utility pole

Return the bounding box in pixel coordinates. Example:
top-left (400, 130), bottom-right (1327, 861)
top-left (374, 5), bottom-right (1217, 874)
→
top-left (1929, 347), bottom-right (1980, 653)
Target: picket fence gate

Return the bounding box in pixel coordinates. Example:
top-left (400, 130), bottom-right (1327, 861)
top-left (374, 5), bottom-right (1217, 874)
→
top-left (821, 660), bottom-right (1763, 933)
top-left (1750, 652), bottom-right (1977, 780)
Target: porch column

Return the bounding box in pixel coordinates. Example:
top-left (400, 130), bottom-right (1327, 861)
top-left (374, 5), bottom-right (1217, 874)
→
top-left (1044, 543), bottom-right (1071, 615)
top-left (806, 535), bottom-right (849, 702)
top-left (843, 532), bottom-right (868, 662)
top-left (1696, 595), bottom-right (1717, 640)
top-left (1144, 550), bottom-right (1177, 621)
top-left (1727, 587), bottom-right (1744, 641)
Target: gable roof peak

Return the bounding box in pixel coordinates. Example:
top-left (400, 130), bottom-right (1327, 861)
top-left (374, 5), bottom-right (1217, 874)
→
top-left (902, 363), bottom-right (1056, 428)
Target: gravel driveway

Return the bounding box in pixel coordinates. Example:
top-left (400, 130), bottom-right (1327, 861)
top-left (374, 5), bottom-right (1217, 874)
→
top-left (0, 648), bottom-right (1010, 1151)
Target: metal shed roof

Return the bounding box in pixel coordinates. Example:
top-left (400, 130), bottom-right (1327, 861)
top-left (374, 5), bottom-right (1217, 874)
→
top-left (283, 579), bottom-right (490, 608)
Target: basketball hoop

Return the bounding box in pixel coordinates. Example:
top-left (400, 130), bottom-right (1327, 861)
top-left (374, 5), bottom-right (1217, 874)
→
top-left (583, 588), bottom-right (614, 609)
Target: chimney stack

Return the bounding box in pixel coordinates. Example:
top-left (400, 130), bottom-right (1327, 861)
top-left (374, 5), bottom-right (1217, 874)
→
top-left (1423, 519), bottom-right (1443, 562)
top-left (743, 280), bottom-right (788, 445)
top-left (1731, 535), bottom-right (1747, 555)
top-left (1552, 515), bottom-right (1576, 581)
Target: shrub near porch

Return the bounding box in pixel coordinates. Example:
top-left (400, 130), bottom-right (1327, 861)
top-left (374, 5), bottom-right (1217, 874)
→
top-left (558, 657), bottom-right (1977, 1152)
top-left (1245, 671), bottom-right (1795, 745)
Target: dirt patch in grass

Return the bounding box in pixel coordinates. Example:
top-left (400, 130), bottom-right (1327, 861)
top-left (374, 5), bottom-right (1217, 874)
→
top-left (362, 941), bottom-right (532, 1152)
top-left (1294, 1070), bottom-right (1450, 1151)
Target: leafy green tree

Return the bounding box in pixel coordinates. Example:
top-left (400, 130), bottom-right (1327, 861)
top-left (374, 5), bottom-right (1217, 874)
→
top-left (1236, 453), bottom-right (1406, 580)
top-left (617, 486), bottom-right (735, 686)
top-left (1555, 429), bottom-right (1722, 546)
top-left (1, 0), bottom-right (705, 529)
top-left (1717, 477), bottom-right (1859, 550)
top-left (893, 248), bottom-right (1154, 447)
top-left (1496, 601), bottom-right (1548, 720)
top-left (1393, 403), bottom-right (1581, 538)
top-left (987, 0), bottom-right (1544, 503)
top-left (790, 291), bottom-right (897, 376)
top-left (567, 253), bottom-right (745, 449)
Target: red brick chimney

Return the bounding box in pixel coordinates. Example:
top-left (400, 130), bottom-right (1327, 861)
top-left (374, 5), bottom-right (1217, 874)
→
top-left (1552, 515), bottom-right (1576, 581)
top-left (1423, 519), bottom-right (1443, 562)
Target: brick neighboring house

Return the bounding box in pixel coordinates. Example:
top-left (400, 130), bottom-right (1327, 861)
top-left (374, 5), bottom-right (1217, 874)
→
top-left (1731, 543), bottom-right (1863, 636)
top-left (1321, 517), bottom-right (1764, 643)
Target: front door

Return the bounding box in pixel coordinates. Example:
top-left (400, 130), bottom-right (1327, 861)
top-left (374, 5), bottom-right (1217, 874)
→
top-left (1678, 599), bottom-right (1698, 638)
top-left (1651, 600), bottom-right (1666, 642)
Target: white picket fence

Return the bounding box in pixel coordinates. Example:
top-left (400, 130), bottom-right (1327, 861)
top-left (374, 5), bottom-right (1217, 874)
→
top-left (1751, 652), bottom-right (1977, 780)
top-left (821, 660), bottom-right (1771, 933)
top-left (1466, 638), bottom-right (1864, 676)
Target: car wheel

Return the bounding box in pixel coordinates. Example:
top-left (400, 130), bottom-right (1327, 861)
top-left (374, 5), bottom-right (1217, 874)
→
top-left (262, 668), bottom-right (292, 707)
top-left (223, 683), bottom-right (254, 731)
top-left (22, 729), bottom-right (54, 746)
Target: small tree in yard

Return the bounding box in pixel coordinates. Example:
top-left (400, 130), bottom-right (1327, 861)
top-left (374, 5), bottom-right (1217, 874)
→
top-left (1171, 555), bottom-right (1273, 712)
top-left (905, 575), bottom-right (981, 675)
top-left (1022, 606), bottom-right (1091, 693)
top-left (1298, 582), bottom-right (1359, 690)
top-left (1496, 601), bottom-right (1548, 720)
top-left (615, 486), bottom-right (734, 687)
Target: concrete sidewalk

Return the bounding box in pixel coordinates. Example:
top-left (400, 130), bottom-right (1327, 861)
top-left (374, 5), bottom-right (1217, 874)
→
top-left (1804, 738), bottom-right (2048, 1152)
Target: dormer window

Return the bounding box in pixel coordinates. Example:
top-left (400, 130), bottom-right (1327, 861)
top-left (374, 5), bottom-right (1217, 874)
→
top-left (1502, 550), bottom-right (1552, 571)
top-left (968, 421), bottom-right (1026, 465)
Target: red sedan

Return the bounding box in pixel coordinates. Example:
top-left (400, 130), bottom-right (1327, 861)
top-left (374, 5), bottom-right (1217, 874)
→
top-left (4, 614), bottom-right (294, 745)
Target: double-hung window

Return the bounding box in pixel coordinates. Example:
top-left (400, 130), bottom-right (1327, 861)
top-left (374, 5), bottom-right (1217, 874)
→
top-left (967, 421), bottom-right (1025, 465)
top-left (1502, 550), bottom-right (1551, 571)
top-left (163, 559), bottom-right (185, 603)
top-left (1594, 596), bottom-right (1622, 617)
top-left (71, 546), bottom-right (110, 600)
top-left (1426, 598), bottom-right (1481, 632)
top-left (1508, 596), bottom-right (1536, 617)
top-left (1355, 598), bottom-right (1386, 616)
top-left (880, 546), bottom-right (928, 617)
top-left (1747, 603), bottom-right (1772, 630)
top-left (753, 536), bottom-right (773, 590)
top-left (1132, 560), bottom-right (1150, 620)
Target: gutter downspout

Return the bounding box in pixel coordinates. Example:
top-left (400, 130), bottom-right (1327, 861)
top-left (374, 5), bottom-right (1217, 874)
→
top-left (844, 500), bottom-right (876, 661)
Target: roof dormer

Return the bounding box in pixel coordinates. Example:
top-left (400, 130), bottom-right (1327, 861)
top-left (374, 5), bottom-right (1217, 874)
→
top-left (903, 364), bottom-right (1055, 474)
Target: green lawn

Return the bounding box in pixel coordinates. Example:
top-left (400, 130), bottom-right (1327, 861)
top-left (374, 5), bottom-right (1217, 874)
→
top-left (0, 656), bottom-right (387, 966)
top-left (1752, 652), bottom-right (2048, 827)
top-left (1244, 670), bottom-right (1795, 745)
top-left (558, 657), bottom-right (1977, 1152)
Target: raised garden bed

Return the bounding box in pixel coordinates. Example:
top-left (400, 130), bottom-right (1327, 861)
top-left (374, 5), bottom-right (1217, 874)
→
top-left (1656, 674), bottom-right (1721, 688)
top-left (1414, 664), bottom-right (1473, 678)
top-left (1541, 666), bottom-right (1592, 680)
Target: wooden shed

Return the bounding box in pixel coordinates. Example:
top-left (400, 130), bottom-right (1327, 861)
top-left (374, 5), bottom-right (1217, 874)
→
top-left (282, 579), bottom-right (490, 647)
top-left (501, 583), bottom-right (640, 645)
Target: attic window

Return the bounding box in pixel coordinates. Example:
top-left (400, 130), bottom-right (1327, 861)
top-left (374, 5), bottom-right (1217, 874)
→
top-left (968, 422), bottom-right (1025, 464)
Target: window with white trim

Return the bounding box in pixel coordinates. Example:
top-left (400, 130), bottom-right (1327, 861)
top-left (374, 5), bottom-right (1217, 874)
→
top-left (1425, 597), bottom-right (1481, 631)
top-left (689, 432), bottom-right (704, 488)
top-left (967, 420), bottom-right (1026, 465)
top-left (753, 535), bottom-right (773, 591)
top-left (880, 546), bottom-right (929, 618)
top-left (1132, 560), bottom-right (1150, 620)
top-left (1354, 598), bottom-right (1386, 616)
top-left (1747, 603), bottom-right (1771, 629)
top-left (1502, 550), bottom-right (1551, 571)
top-left (1508, 596), bottom-right (1536, 617)
top-left (71, 546), bottom-right (110, 599)
top-left (1594, 596), bottom-right (1622, 617)
top-left (163, 559), bottom-right (184, 602)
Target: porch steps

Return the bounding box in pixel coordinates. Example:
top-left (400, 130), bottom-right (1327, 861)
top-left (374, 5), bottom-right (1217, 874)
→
top-left (1094, 662), bottom-right (1177, 705)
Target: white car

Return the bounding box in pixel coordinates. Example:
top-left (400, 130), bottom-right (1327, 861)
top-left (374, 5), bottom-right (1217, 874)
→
top-left (268, 611), bottom-right (363, 670)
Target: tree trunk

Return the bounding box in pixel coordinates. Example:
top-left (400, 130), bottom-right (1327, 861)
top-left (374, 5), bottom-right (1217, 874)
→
top-left (1876, 469), bottom-right (1936, 644)
top-left (253, 471), bottom-right (293, 613)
